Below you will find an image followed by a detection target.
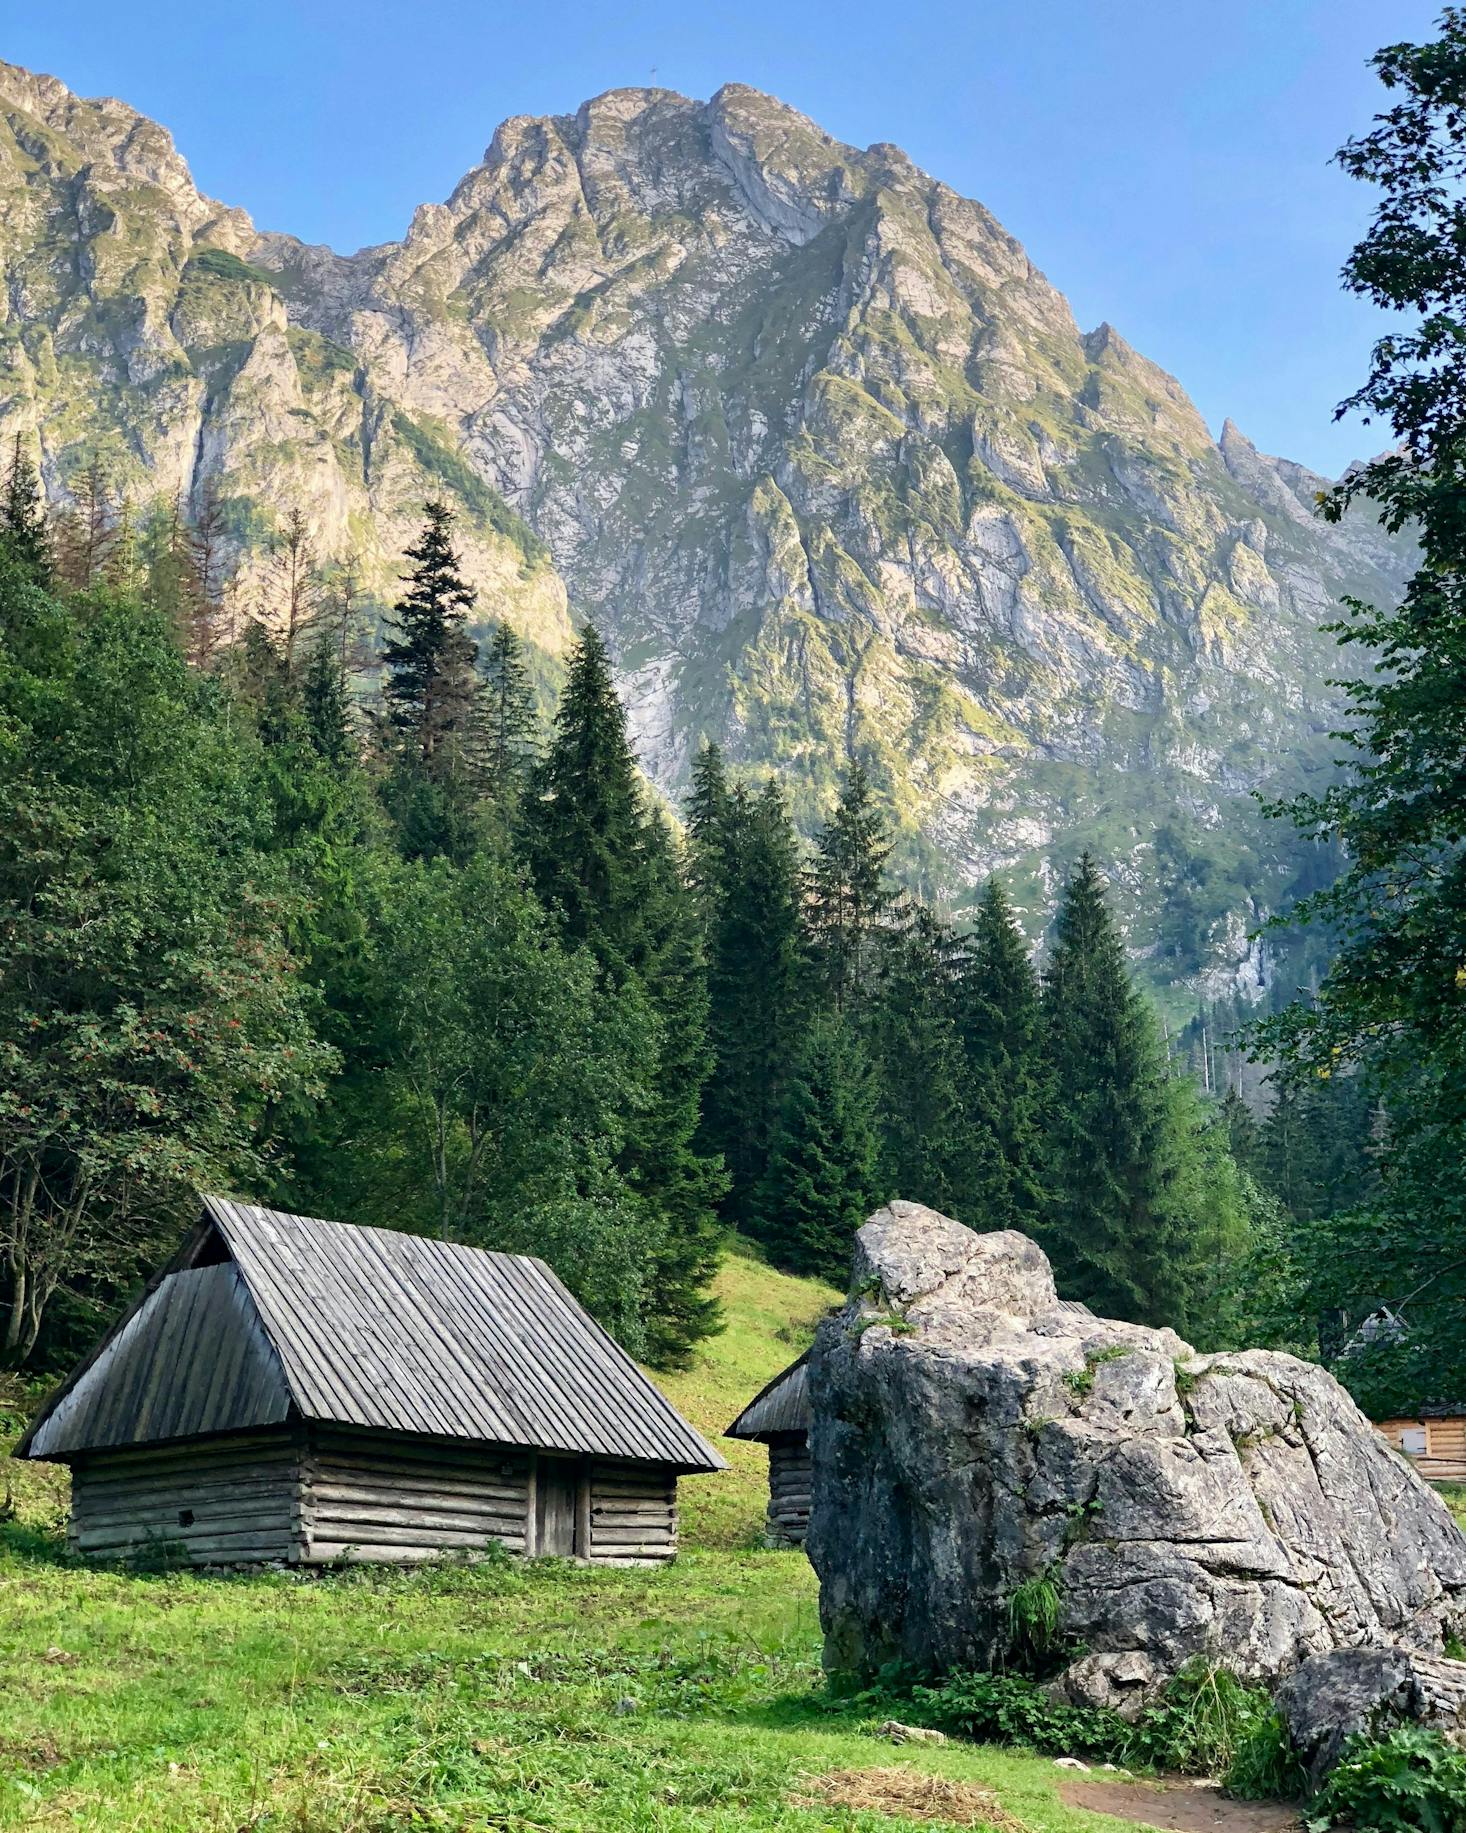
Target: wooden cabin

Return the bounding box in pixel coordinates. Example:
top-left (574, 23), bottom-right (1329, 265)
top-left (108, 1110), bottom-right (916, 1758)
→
top-left (18, 1196), bottom-right (724, 1567)
top-left (1375, 1404), bottom-right (1466, 1483)
top-left (726, 1352), bottom-right (812, 1546)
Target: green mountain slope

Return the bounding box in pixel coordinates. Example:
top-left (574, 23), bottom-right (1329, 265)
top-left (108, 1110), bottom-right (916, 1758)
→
top-left (0, 62), bottom-right (1409, 992)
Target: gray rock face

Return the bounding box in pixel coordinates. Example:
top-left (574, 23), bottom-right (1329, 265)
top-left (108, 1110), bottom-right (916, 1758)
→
top-left (806, 1202), bottom-right (1466, 1709)
top-left (0, 60), bottom-right (1416, 996)
top-left (1278, 1648), bottom-right (1466, 1784)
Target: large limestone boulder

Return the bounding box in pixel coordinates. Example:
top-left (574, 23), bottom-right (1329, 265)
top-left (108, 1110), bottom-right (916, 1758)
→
top-left (806, 1202), bottom-right (1466, 1712)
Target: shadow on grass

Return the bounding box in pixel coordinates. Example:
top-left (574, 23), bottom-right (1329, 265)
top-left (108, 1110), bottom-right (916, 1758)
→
top-left (0, 1517), bottom-right (75, 1566)
top-left (712, 1686), bottom-right (886, 1738)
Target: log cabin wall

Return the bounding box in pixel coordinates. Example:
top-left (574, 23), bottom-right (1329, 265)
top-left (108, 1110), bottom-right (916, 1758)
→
top-left (68, 1431), bottom-right (301, 1565)
top-left (765, 1433), bottom-right (812, 1546)
top-left (587, 1459), bottom-right (678, 1564)
top-left (298, 1427), bottom-right (531, 1564)
top-left (64, 1430), bottom-right (687, 1567)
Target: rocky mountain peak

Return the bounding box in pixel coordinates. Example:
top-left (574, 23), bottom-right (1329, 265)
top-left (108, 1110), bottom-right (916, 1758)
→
top-left (0, 61), bottom-right (1413, 995)
top-left (0, 58), bottom-right (250, 245)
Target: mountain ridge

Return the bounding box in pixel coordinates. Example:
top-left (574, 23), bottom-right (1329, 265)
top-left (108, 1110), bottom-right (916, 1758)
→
top-left (0, 60), bottom-right (1408, 998)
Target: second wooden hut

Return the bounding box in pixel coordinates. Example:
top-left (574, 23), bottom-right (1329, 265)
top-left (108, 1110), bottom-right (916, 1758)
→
top-left (726, 1352), bottom-right (811, 1546)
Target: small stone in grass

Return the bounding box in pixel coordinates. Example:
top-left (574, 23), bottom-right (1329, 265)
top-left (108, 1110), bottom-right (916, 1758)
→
top-left (877, 1719), bottom-right (948, 1745)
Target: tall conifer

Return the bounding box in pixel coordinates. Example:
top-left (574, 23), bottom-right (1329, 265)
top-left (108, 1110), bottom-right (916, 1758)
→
top-left (761, 1015), bottom-right (882, 1283)
top-left (869, 900), bottom-right (980, 1218)
top-left (381, 500), bottom-right (479, 772)
top-left (1, 435), bottom-right (51, 583)
top-left (697, 778), bottom-right (807, 1235)
top-left (685, 740), bottom-right (732, 921)
top-left (958, 879), bottom-right (1049, 1225)
top-left (807, 759), bottom-right (891, 1014)
top-left (302, 635), bottom-right (354, 767)
top-left (529, 624), bottom-right (649, 977)
top-left (479, 620), bottom-right (539, 809)
top-left (1042, 854), bottom-right (1189, 1324)
top-left (631, 816), bottom-right (727, 1366)
top-left (528, 625), bottom-right (724, 1361)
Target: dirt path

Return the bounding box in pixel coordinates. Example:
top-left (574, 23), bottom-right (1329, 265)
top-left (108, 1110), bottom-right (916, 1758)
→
top-left (1060, 1778), bottom-right (1301, 1833)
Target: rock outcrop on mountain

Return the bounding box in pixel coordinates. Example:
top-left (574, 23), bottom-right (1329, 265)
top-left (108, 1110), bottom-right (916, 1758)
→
top-left (805, 1203), bottom-right (1466, 1711)
top-left (0, 62), bottom-right (1413, 984)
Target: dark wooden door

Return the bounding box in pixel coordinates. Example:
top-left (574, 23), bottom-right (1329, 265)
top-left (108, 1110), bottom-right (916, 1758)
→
top-left (536, 1456), bottom-right (579, 1556)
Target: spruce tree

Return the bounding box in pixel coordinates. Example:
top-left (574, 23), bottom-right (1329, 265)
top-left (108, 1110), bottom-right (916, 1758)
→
top-left (958, 879), bottom-right (1049, 1226)
top-left (685, 739), bottom-right (732, 922)
top-left (761, 1014), bottom-right (883, 1284)
top-left (269, 506), bottom-right (320, 679)
top-left (630, 816), bottom-right (728, 1367)
top-left (1041, 854), bottom-right (1190, 1324)
top-left (302, 635), bottom-right (354, 766)
top-left (1, 434), bottom-right (51, 583)
top-left (807, 758), bottom-right (891, 1013)
top-left (1218, 1086), bottom-right (1260, 1173)
top-left (479, 620), bottom-right (540, 809)
top-left (528, 624), bottom-right (649, 978)
top-left (698, 778), bottom-right (807, 1236)
top-left (381, 500), bottom-right (479, 771)
top-left (869, 899), bottom-right (981, 1219)
top-left (527, 625), bottom-right (724, 1361)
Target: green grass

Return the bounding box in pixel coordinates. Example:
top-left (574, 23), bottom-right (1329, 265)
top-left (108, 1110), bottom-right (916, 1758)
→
top-left (0, 1542), bottom-right (1160, 1832)
top-left (0, 1251), bottom-right (1163, 1830)
top-left (653, 1243), bottom-right (838, 1550)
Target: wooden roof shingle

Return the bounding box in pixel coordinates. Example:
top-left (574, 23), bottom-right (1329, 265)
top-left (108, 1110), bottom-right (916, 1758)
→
top-left (21, 1198), bottom-right (724, 1471)
top-left (726, 1351), bottom-right (810, 1441)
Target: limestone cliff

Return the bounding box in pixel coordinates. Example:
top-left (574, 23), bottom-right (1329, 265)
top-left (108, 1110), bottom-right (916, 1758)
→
top-left (0, 64), bottom-right (1411, 988)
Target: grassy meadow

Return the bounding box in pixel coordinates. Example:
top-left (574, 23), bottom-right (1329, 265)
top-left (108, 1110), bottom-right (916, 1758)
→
top-left (0, 1247), bottom-right (1225, 1831)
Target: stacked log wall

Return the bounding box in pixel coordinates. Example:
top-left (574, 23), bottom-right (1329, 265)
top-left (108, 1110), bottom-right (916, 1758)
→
top-left (587, 1459), bottom-right (678, 1564)
top-left (68, 1432), bottom-right (299, 1564)
top-left (766, 1434), bottom-right (811, 1546)
top-left (67, 1431), bottom-right (682, 1566)
top-left (298, 1428), bottom-right (531, 1563)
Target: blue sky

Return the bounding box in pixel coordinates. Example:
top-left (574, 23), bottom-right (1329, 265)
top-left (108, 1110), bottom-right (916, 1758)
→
top-left (7, 0), bottom-right (1438, 475)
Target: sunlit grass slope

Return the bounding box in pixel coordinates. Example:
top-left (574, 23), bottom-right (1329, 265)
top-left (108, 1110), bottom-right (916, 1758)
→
top-left (651, 1242), bottom-right (839, 1549)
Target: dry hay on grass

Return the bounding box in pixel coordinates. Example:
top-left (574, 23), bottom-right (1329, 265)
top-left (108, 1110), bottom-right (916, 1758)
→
top-left (794, 1766), bottom-right (1027, 1828)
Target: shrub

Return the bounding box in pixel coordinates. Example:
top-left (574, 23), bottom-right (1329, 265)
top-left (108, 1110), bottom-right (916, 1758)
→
top-left (1309, 1726), bottom-right (1466, 1832)
top-left (1006, 1574), bottom-right (1062, 1671)
top-left (916, 1660), bottom-right (1300, 1790)
top-left (915, 1668), bottom-right (1125, 1760)
top-left (1225, 1703), bottom-right (1308, 1802)
top-left (1127, 1665), bottom-right (1303, 1794)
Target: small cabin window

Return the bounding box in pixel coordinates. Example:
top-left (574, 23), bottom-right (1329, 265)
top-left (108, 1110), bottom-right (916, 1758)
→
top-left (178, 1509), bottom-right (195, 1527)
top-left (1402, 1427), bottom-right (1427, 1457)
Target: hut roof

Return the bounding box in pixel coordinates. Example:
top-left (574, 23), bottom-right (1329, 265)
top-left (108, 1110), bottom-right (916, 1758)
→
top-left (726, 1351), bottom-right (810, 1441)
top-left (20, 1197), bottom-right (724, 1472)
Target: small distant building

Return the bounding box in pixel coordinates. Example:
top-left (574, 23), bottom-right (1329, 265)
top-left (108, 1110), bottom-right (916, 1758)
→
top-left (726, 1352), bottom-right (812, 1546)
top-left (18, 1196), bottom-right (724, 1567)
top-left (1375, 1405), bottom-right (1466, 1482)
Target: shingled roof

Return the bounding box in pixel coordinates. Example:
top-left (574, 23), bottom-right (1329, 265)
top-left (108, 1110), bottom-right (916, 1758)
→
top-left (727, 1351), bottom-right (810, 1441)
top-left (20, 1196), bottom-right (724, 1472)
